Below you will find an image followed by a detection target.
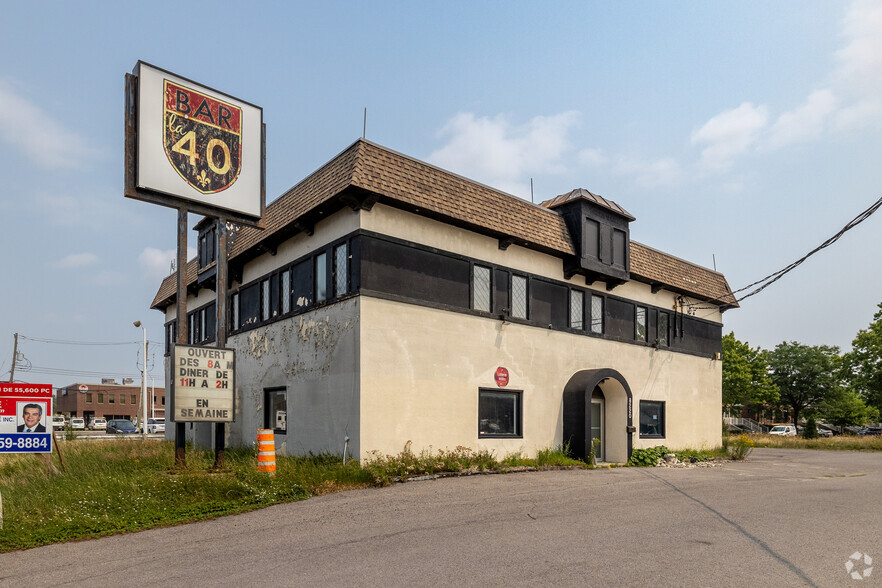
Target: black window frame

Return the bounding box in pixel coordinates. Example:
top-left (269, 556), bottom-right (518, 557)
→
top-left (198, 224), bottom-right (217, 270)
top-left (569, 288), bottom-right (584, 330)
top-left (510, 274), bottom-right (529, 320)
top-left (478, 388), bottom-right (523, 439)
top-left (636, 306), bottom-right (647, 342)
top-left (471, 264), bottom-right (493, 313)
top-left (658, 312), bottom-right (669, 347)
top-left (639, 400), bottom-right (665, 439)
top-left (334, 242), bottom-right (349, 298)
top-left (315, 251), bottom-right (328, 303)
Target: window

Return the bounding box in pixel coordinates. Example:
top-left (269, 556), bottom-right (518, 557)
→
top-left (109, 394), bottom-right (115, 404)
top-left (585, 218), bottom-right (600, 258)
top-left (315, 252), bottom-right (327, 302)
top-left (264, 388), bottom-right (287, 434)
top-left (613, 229), bottom-right (626, 267)
top-left (334, 243), bottom-right (348, 297)
top-left (639, 400), bottom-right (665, 438)
top-left (98, 393), bottom-right (104, 404)
top-left (119, 394), bottom-right (126, 405)
top-left (570, 290), bottom-right (584, 330)
top-left (636, 306), bottom-right (647, 342)
top-left (86, 393), bottom-right (92, 403)
top-left (472, 265), bottom-right (491, 312)
top-left (131, 394), bottom-right (136, 404)
top-left (658, 312), bottom-right (669, 346)
top-left (511, 275), bottom-right (528, 319)
top-left (478, 389), bottom-right (522, 438)
top-left (261, 279), bottom-right (270, 321)
top-left (281, 270), bottom-right (291, 314)
top-left (232, 293), bottom-right (240, 330)
top-left (590, 295), bottom-right (604, 334)
top-left (198, 225), bottom-right (217, 269)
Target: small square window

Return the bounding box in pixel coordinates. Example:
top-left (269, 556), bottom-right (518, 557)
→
top-left (264, 388), bottom-right (287, 434)
top-left (639, 400), bottom-right (665, 438)
top-left (478, 389), bottom-right (522, 438)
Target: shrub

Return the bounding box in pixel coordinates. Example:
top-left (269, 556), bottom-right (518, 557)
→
top-left (628, 446), bottom-right (670, 467)
top-left (803, 415), bottom-right (819, 439)
top-left (729, 434), bottom-right (754, 460)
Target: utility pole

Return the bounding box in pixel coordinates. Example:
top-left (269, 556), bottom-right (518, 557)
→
top-left (8, 333), bottom-right (18, 382)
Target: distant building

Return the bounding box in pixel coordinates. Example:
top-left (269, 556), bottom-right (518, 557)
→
top-left (55, 382), bottom-right (165, 423)
top-left (153, 139), bottom-right (736, 462)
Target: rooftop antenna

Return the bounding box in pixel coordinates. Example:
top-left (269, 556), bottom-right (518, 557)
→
top-left (712, 254), bottom-right (717, 271)
top-left (530, 178), bottom-right (534, 204)
top-left (363, 107), bottom-right (366, 139)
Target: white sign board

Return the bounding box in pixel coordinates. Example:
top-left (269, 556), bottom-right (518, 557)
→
top-left (172, 345), bottom-right (235, 422)
top-left (134, 61), bottom-right (263, 220)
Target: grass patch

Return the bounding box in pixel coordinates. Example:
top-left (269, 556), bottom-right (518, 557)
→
top-left (0, 440), bottom-right (592, 552)
top-left (748, 434), bottom-right (882, 451)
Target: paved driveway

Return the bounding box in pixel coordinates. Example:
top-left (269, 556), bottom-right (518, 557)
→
top-left (1, 448), bottom-right (879, 587)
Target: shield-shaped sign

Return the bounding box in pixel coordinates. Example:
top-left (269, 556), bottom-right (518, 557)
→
top-left (163, 80), bottom-right (242, 194)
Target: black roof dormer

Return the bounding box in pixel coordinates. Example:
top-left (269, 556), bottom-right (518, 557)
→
top-left (543, 189), bottom-right (635, 289)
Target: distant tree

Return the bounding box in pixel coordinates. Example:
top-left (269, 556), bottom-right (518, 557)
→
top-left (765, 341), bottom-right (840, 432)
top-left (818, 387), bottom-right (880, 429)
top-left (803, 414), bottom-right (818, 439)
top-left (841, 302), bottom-right (882, 414)
top-left (722, 333), bottom-right (778, 407)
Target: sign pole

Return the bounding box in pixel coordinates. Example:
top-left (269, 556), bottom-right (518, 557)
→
top-left (174, 207), bottom-right (188, 468)
top-left (213, 218), bottom-right (228, 469)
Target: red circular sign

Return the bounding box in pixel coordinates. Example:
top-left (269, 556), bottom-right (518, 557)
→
top-left (494, 367), bottom-right (509, 387)
top-left (78, 384), bottom-right (89, 393)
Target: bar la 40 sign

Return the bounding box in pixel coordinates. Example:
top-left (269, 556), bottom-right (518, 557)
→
top-left (164, 80), bottom-right (242, 194)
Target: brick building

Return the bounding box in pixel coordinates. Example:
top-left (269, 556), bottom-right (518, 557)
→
top-left (55, 382), bottom-right (166, 423)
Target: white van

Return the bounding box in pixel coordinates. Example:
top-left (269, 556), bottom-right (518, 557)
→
top-left (52, 416), bottom-right (66, 430)
top-left (69, 417), bottom-right (85, 430)
top-left (768, 425), bottom-right (796, 436)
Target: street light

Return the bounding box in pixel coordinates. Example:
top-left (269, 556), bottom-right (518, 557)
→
top-left (133, 320), bottom-right (147, 440)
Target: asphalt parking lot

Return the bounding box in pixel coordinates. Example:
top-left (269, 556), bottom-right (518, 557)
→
top-left (1, 448), bottom-right (879, 587)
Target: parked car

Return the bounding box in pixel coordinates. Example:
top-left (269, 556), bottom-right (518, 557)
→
top-left (106, 419), bottom-right (137, 434)
top-left (88, 418), bottom-right (107, 430)
top-left (52, 416), bottom-right (66, 430)
top-left (69, 417), bottom-right (85, 430)
top-left (817, 428), bottom-right (833, 437)
top-left (859, 427), bottom-right (882, 436)
top-left (768, 425), bottom-right (797, 436)
top-left (146, 418), bottom-right (165, 434)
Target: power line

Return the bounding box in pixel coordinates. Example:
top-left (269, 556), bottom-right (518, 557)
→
top-left (690, 194), bottom-right (882, 311)
top-left (20, 335), bottom-right (162, 346)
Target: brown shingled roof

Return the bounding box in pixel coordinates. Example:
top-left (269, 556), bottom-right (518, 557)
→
top-left (152, 139), bottom-right (737, 310)
top-left (541, 188), bottom-right (636, 221)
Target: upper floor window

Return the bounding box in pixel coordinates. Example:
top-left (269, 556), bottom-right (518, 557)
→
top-left (590, 294), bottom-right (604, 334)
top-left (472, 265), bottom-right (491, 313)
top-left (315, 252), bottom-right (327, 303)
top-left (612, 229), bottom-right (626, 267)
top-left (636, 306), bottom-right (647, 342)
top-left (198, 224), bottom-right (217, 269)
top-left (658, 312), bottom-right (669, 346)
top-left (585, 218), bottom-right (600, 258)
top-left (334, 243), bottom-right (349, 297)
top-left (511, 275), bottom-right (528, 319)
top-left (570, 290), bottom-right (584, 330)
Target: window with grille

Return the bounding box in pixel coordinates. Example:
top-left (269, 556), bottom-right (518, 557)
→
top-left (658, 312), bottom-right (669, 346)
top-left (511, 275), bottom-right (528, 319)
top-left (570, 290), bottom-right (584, 330)
top-left (636, 306), bottom-right (647, 342)
top-left (590, 295), bottom-right (604, 334)
top-left (281, 270), bottom-right (291, 314)
top-left (261, 279), bottom-right (270, 321)
top-left (472, 265), bottom-right (491, 312)
top-left (334, 243), bottom-right (348, 297)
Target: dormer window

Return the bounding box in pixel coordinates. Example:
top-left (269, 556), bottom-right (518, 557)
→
top-left (198, 224), bottom-right (217, 269)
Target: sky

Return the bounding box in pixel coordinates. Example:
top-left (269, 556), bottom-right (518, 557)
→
top-left (1, 1), bottom-right (882, 391)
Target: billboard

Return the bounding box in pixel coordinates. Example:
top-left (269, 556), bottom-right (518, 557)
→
top-left (126, 61), bottom-right (265, 226)
top-left (171, 344), bottom-right (235, 422)
top-left (0, 383), bottom-right (53, 453)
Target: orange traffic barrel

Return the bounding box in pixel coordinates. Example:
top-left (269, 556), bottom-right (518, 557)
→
top-left (257, 429), bottom-right (276, 475)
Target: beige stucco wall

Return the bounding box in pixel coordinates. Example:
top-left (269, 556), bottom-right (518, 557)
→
top-left (359, 297), bottom-right (722, 461)
top-left (361, 203), bottom-right (722, 324)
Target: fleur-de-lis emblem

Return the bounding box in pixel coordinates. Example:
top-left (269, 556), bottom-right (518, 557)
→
top-left (197, 170), bottom-right (210, 188)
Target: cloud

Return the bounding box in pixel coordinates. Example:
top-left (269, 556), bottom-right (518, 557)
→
top-left (611, 156), bottom-right (681, 188)
top-left (0, 78), bottom-right (97, 169)
top-left (691, 102), bottom-right (769, 172)
top-left (428, 111), bottom-right (581, 199)
top-left (577, 148), bottom-right (608, 168)
top-left (51, 253), bottom-right (99, 269)
top-left (766, 90), bottom-right (839, 149)
top-left (138, 247), bottom-right (196, 281)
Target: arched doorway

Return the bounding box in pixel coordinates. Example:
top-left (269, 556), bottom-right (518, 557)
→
top-left (562, 369), bottom-right (633, 463)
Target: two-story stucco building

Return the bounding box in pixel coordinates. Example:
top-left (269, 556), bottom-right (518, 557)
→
top-left (152, 139), bottom-right (736, 462)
